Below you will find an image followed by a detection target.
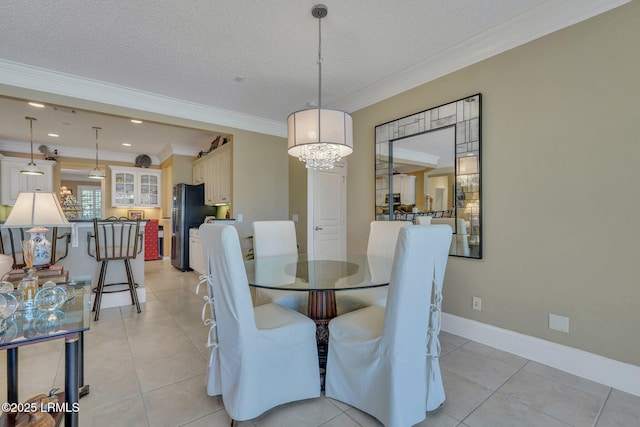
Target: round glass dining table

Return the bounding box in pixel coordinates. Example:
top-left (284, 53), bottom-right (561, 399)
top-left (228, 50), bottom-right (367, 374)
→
top-left (245, 254), bottom-right (393, 366)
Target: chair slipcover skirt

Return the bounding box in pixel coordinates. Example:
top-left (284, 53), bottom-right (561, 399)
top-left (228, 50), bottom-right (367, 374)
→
top-left (326, 225), bottom-right (452, 427)
top-left (200, 224), bottom-right (320, 422)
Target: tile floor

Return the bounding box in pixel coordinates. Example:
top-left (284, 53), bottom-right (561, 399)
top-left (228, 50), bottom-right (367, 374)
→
top-left (2, 258), bottom-right (639, 426)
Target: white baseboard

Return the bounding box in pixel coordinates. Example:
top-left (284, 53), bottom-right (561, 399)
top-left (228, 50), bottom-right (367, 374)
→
top-left (441, 313), bottom-right (640, 397)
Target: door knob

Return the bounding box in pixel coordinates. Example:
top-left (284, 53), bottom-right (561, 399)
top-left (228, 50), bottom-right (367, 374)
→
top-left (315, 226), bottom-right (323, 231)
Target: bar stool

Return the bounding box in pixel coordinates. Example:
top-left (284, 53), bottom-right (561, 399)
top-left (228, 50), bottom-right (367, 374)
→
top-left (87, 217), bottom-right (142, 320)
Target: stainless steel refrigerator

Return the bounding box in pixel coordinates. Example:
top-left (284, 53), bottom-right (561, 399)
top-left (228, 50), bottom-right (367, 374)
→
top-left (171, 183), bottom-right (217, 271)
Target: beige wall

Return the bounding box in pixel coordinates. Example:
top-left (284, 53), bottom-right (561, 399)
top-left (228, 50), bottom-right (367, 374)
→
top-left (289, 157), bottom-right (308, 253)
top-left (347, 2), bottom-right (640, 365)
top-left (232, 131), bottom-right (289, 256)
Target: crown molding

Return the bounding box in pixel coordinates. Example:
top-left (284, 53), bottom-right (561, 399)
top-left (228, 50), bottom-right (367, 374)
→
top-left (0, 60), bottom-right (287, 138)
top-left (332, 0), bottom-right (630, 113)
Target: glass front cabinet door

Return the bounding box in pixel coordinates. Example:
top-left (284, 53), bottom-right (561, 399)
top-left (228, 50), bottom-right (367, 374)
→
top-left (110, 166), bottom-right (162, 208)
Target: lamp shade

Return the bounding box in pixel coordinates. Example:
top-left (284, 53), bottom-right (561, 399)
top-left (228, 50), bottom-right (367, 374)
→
top-left (2, 192), bottom-right (70, 228)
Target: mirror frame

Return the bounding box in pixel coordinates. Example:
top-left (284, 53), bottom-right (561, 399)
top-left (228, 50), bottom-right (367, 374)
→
top-left (374, 93), bottom-right (482, 259)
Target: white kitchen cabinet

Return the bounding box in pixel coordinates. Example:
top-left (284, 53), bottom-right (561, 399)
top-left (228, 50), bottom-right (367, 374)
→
top-left (192, 160), bottom-right (206, 185)
top-left (0, 155), bottom-right (55, 206)
top-left (189, 228), bottom-right (205, 275)
top-left (192, 142), bottom-right (232, 206)
top-left (110, 166), bottom-right (162, 208)
top-left (392, 174), bottom-right (416, 205)
top-left (213, 146), bottom-right (231, 205)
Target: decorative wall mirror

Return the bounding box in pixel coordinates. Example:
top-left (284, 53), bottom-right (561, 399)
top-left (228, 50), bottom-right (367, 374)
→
top-left (374, 93), bottom-right (482, 258)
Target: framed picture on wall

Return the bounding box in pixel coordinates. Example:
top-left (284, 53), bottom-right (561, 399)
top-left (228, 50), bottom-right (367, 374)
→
top-left (128, 210), bottom-right (144, 220)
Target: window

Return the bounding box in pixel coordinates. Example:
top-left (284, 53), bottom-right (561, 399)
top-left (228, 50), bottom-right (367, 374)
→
top-left (78, 185), bottom-right (102, 220)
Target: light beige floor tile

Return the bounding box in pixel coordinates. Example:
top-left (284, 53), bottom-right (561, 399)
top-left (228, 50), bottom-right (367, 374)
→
top-left (326, 396), bottom-right (351, 412)
top-left (252, 397), bottom-right (342, 427)
top-left (343, 407), bottom-right (383, 426)
top-left (183, 326), bottom-right (212, 360)
top-left (415, 408), bottom-right (460, 427)
top-left (143, 374), bottom-right (223, 427)
top-left (82, 335), bottom-right (135, 376)
top-left (120, 299), bottom-right (169, 318)
top-left (596, 389), bottom-right (640, 427)
top-left (76, 364), bottom-right (141, 411)
top-left (86, 316), bottom-right (126, 337)
top-left (498, 370), bottom-right (604, 426)
top-left (123, 316), bottom-right (185, 339)
top-left (79, 394), bottom-right (149, 427)
top-left (461, 341), bottom-right (528, 369)
top-left (134, 346), bottom-right (207, 392)
top-left (179, 408), bottom-right (249, 427)
top-left (520, 361), bottom-right (610, 398)
top-left (90, 306), bottom-right (123, 322)
top-left (319, 413), bottom-right (361, 427)
top-left (439, 369), bottom-right (493, 421)
top-left (129, 332), bottom-right (201, 362)
top-left (439, 331), bottom-right (469, 356)
top-left (464, 392), bottom-right (571, 427)
top-left (441, 347), bottom-right (520, 390)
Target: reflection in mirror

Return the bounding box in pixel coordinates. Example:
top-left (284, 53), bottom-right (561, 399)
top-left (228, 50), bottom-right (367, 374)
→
top-left (374, 94), bottom-right (482, 258)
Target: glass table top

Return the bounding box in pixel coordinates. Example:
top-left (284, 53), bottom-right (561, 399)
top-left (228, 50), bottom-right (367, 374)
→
top-left (0, 282), bottom-right (91, 348)
top-left (245, 254), bottom-right (393, 291)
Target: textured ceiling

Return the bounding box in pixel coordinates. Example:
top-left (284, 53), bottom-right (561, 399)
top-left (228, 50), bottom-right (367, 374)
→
top-left (0, 0), bottom-right (629, 161)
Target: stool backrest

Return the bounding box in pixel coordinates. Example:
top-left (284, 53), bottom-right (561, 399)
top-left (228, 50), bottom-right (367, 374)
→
top-left (91, 217), bottom-right (141, 261)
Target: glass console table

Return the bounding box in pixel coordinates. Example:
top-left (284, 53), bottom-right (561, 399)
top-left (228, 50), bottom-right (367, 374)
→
top-left (0, 282), bottom-right (91, 427)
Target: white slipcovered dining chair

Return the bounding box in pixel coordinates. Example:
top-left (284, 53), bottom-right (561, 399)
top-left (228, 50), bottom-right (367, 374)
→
top-left (421, 217), bottom-right (470, 257)
top-left (336, 220), bottom-right (411, 314)
top-left (199, 224), bottom-right (320, 423)
top-left (325, 225), bottom-right (452, 427)
top-left (252, 220), bottom-right (307, 313)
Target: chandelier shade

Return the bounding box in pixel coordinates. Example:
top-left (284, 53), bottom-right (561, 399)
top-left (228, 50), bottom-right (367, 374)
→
top-left (287, 108), bottom-right (353, 169)
top-left (286, 4), bottom-right (353, 170)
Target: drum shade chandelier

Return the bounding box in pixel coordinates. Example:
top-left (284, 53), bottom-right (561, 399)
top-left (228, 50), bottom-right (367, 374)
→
top-left (287, 4), bottom-right (353, 170)
top-left (20, 116), bottom-right (44, 175)
top-left (88, 126), bottom-right (106, 180)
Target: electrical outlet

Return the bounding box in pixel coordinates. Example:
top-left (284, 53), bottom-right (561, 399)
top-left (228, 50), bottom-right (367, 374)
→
top-left (549, 314), bottom-right (569, 333)
top-left (237, 214), bottom-right (243, 222)
top-left (472, 296), bottom-right (482, 311)
top-left (292, 214), bottom-right (299, 222)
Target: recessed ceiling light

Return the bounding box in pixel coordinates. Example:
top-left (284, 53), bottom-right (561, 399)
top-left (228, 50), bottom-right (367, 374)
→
top-left (48, 133), bottom-right (59, 138)
top-left (130, 119), bottom-right (143, 124)
top-left (28, 102), bottom-right (45, 108)
top-left (122, 143), bottom-right (132, 147)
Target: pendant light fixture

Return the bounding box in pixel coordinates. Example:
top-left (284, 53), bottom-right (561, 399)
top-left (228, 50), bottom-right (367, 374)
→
top-left (20, 116), bottom-right (44, 175)
top-left (88, 126), bottom-right (106, 180)
top-left (287, 4), bottom-right (353, 170)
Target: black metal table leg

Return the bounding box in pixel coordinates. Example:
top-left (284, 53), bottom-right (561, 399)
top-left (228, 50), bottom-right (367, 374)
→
top-left (65, 335), bottom-right (80, 427)
top-left (78, 331), bottom-right (90, 397)
top-left (6, 347), bottom-right (18, 404)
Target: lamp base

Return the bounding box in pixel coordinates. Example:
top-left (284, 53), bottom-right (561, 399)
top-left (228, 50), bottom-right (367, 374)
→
top-left (27, 227), bottom-right (52, 267)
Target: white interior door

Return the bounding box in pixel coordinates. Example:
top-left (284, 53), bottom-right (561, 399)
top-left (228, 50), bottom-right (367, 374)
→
top-left (308, 163), bottom-right (346, 260)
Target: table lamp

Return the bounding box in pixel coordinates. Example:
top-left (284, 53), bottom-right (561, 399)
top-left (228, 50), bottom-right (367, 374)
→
top-left (1, 191), bottom-right (70, 267)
